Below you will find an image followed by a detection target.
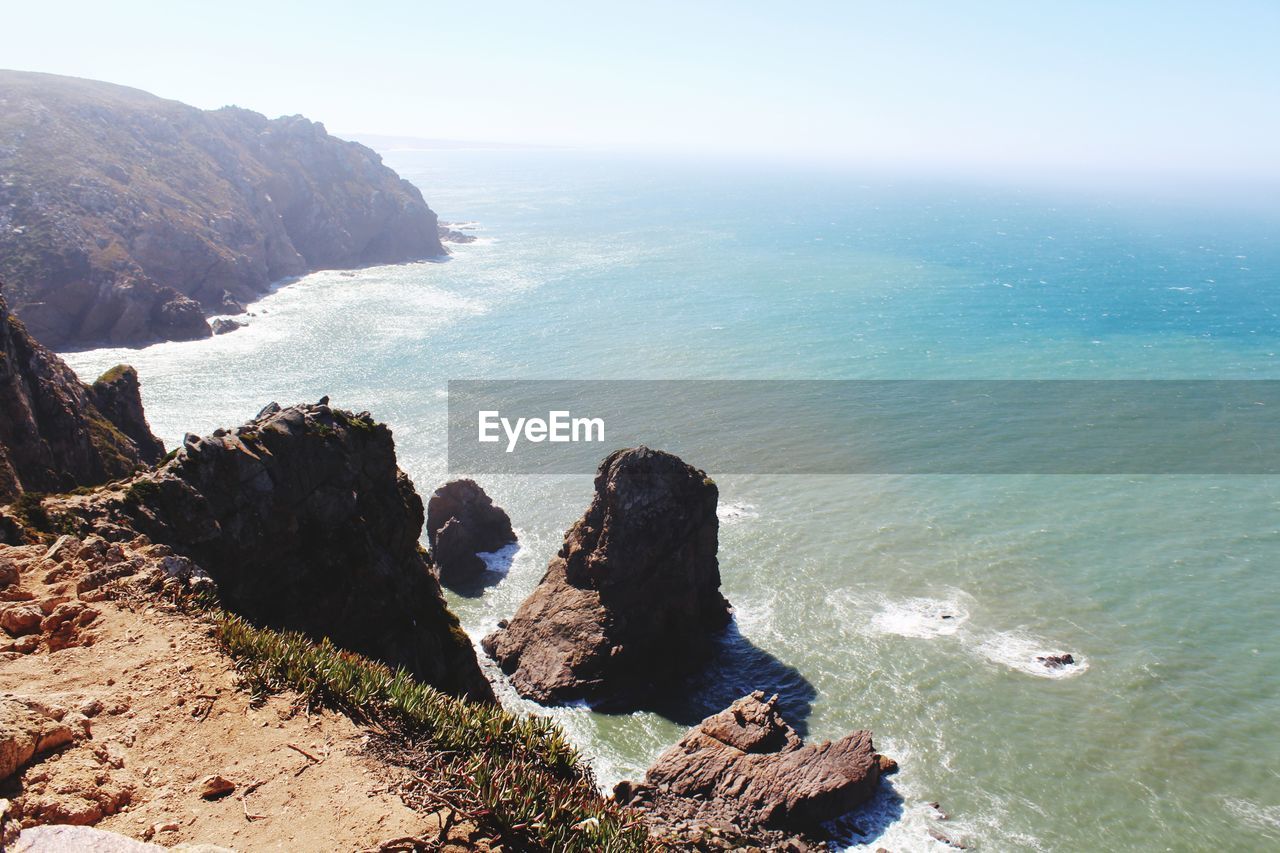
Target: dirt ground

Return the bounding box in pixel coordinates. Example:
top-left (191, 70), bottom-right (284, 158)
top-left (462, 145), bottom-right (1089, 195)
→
top-left (0, 537), bottom-right (492, 852)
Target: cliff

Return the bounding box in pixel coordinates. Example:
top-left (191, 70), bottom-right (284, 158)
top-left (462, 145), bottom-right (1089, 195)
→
top-left (0, 283), bottom-right (161, 503)
top-left (90, 402), bottom-right (493, 702)
top-left (0, 70), bottom-right (445, 349)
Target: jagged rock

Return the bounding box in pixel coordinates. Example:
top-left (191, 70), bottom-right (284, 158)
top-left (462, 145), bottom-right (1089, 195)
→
top-left (426, 480), bottom-right (515, 584)
top-left (1, 604), bottom-right (43, 636)
top-left (89, 366), bottom-right (165, 464)
top-left (199, 774), bottom-right (235, 799)
top-left (0, 285), bottom-right (156, 502)
top-left (101, 403), bottom-right (493, 702)
top-left (0, 695), bottom-right (80, 781)
top-left (1037, 653), bottom-right (1075, 669)
top-left (209, 319), bottom-right (244, 336)
top-left (482, 447), bottom-right (729, 706)
top-left (615, 692), bottom-right (883, 842)
top-left (0, 70), bottom-right (445, 349)
top-left (11, 740), bottom-right (135, 827)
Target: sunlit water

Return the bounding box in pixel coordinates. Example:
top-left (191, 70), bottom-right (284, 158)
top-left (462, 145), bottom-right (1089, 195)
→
top-left (65, 150), bottom-right (1280, 851)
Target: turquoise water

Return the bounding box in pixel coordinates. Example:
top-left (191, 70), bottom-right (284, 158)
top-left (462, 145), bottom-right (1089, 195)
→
top-left (65, 150), bottom-right (1280, 851)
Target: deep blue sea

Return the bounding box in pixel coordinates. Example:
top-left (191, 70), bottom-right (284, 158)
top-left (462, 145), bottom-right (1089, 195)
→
top-left (66, 149), bottom-right (1280, 851)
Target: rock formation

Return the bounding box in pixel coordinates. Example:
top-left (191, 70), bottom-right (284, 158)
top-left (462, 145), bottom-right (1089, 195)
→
top-left (0, 284), bottom-right (160, 503)
top-left (426, 479), bottom-right (516, 585)
top-left (0, 70), bottom-right (445, 349)
top-left (482, 447), bottom-right (730, 706)
top-left (614, 692), bottom-right (884, 847)
top-left (88, 366), bottom-right (165, 465)
top-left (79, 402), bottom-right (493, 702)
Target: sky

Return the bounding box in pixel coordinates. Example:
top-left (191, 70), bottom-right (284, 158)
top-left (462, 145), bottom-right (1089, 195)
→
top-left (5, 1), bottom-right (1279, 178)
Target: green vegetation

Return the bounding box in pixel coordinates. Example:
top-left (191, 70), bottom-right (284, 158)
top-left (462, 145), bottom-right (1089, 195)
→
top-left (84, 411), bottom-right (138, 474)
top-left (215, 614), bottom-right (648, 852)
top-left (340, 412), bottom-right (378, 434)
top-left (123, 477), bottom-right (161, 505)
top-left (93, 364), bottom-right (132, 385)
top-left (11, 491), bottom-right (50, 531)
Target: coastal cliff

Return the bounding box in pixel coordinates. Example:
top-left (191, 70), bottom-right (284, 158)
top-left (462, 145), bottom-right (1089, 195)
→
top-left (40, 402), bottom-right (494, 703)
top-left (0, 283), bottom-right (160, 503)
top-left (0, 70), bottom-right (445, 349)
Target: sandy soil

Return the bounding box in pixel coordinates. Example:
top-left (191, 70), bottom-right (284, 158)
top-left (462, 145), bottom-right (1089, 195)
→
top-left (0, 537), bottom-right (492, 852)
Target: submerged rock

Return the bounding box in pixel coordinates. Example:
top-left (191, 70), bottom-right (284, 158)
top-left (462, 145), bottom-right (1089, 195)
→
top-left (100, 403), bottom-right (494, 702)
top-left (1037, 653), bottom-right (1076, 669)
top-left (482, 447), bottom-right (729, 706)
top-left (615, 692), bottom-right (883, 844)
top-left (425, 479), bottom-right (515, 585)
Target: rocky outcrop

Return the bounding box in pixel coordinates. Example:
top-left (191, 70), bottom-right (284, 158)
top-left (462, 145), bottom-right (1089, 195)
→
top-left (426, 479), bottom-right (515, 585)
top-left (83, 403), bottom-right (493, 702)
top-left (0, 284), bottom-right (159, 503)
top-left (0, 70), bottom-right (445, 349)
top-left (614, 692), bottom-right (883, 847)
top-left (89, 366), bottom-right (165, 465)
top-left (482, 447), bottom-right (730, 706)
top-left (0, 694), bottom-right (87, 782)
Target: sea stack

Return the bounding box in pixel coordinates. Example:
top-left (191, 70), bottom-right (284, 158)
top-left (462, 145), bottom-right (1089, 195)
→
top-left (426, 479), bottom-right (517, 586)
top-left (482, 447), bottom-right (730, 706)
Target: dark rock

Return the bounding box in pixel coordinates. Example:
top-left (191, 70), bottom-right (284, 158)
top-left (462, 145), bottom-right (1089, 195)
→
top-left (0, 70), bottom-right (445, 349)
top-left (425, 479), bottom-right (515, 585)
top-left (1037, 653), bottom-right (1076, 669)
top-left (89, 365), bottom-right (165, 464)
top-left (100, 403), bottom-right (494, 702)
top-left (438, 222), bottom-right (478, 244)
top-left (615, 692), bottom-right (882, 842)
top-left (209, 318), bottom-right (244, 335)
top-left (482, 447), bottom-right (729, 706)
top-left (0, 285), bottom-right (155, 503)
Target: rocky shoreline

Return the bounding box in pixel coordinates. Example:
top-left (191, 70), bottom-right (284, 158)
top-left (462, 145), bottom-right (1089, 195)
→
top-left (0, 71), bottom-right (450, 350)
top-left (0, 277), bottom-right (898, 849)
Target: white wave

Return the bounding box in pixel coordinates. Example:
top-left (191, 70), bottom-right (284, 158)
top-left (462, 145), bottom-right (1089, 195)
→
top-left (717, 501), bottom-right (759, 523)
top-left (870, 595), bottom-right (970, 639)
top-left (975, 631), bottom-right (1088, 679)
top-left (478, 540), bottom-right (520, 575)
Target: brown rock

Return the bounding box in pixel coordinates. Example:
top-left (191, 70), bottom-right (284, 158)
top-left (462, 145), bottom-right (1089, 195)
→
top-left (617, 693), bottom-right (881, 839)
top-left (1, 604), bottom-right (43, 636)
top-left (425, 479), bottom-right (516, 585)
top-left (199, 774), bottom-right (235, 799)
top-left (483, 447), bottom-right (729, 706)
top-left (877, 754), bottom-right (899, 775)
top-left (0, 695), bottom-right (78, 781)
top-left (40, 602), bottom-right (98, 651)
top-left (14, 742), bottom-right (135, 825)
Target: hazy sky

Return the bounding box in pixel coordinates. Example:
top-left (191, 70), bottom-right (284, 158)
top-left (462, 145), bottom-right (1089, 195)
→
top-left (7, 1), bottom-right (1279, 177)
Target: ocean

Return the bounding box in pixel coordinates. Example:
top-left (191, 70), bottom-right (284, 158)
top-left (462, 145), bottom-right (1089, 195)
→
top-left (64, 149), bottom-right (1280, 851)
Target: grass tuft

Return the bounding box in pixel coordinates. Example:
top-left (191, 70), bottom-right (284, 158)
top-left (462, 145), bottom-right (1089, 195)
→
top-left (214, 613), bottom-right (649, 851)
